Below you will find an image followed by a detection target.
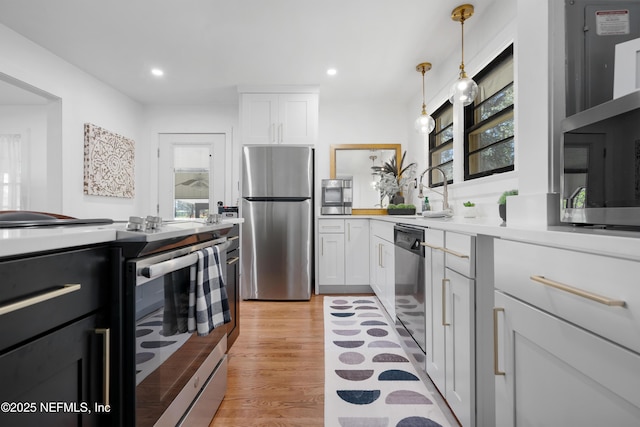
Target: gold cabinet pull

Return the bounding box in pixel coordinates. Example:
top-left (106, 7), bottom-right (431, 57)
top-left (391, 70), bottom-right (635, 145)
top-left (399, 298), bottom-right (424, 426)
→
top-left (493, 308), bottom-right (505, 376)
top-left (442, 279), bottom-right (450, 326)
top-left (530, 275), bottom-right (625, 307)
top-left (95, 328), bottom-right (111, 406)
top-left (226, 257), bottom-right (239, 265)
top-left (0, 284), bottom-right (81, 316)
top-left (228, 235), bottom-right (239, 242)
top-left (441, 247), bottom-right (469, 259)
top-left (420, 243), bottom-right (468, 259)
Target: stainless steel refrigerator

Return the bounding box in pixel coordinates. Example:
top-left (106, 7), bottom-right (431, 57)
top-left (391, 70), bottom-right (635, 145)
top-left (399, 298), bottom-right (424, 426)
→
top-left (240, 145), bottom-right (314, 300)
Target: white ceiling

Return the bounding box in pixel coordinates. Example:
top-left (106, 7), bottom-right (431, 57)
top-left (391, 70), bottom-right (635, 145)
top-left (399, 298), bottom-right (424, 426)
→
top-left (0, 0), bottom-right (496, 106)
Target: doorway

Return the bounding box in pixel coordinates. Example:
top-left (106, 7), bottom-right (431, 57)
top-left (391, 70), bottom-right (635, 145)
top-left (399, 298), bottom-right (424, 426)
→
top-left (158, 133), bottom-right (226, 219)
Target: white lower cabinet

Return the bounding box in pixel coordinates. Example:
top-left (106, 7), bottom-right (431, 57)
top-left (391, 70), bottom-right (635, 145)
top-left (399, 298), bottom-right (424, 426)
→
top-left (494, 290), bottom-right (640, 426)
top-left (370, 220), bottom-right (395, 318)
top-left (493, 238), bottom-right (640, 426)
top-left (318, 232), bottom-right (344, 285)
top-left (424, 229), bottom-right (445, 390)
top-left (445, 267), bottom-right (475, 427)
top-left (318, 219), bottom-right (369, 287)
top-left (345, 219), bottom-right (370, 285)
top-left (424, 229), bottom-right (475, 427)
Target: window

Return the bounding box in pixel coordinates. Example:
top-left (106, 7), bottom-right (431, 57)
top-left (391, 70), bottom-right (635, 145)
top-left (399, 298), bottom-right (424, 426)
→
top-left (428, 102), bottom-right (453, 187)
top-left (465, 44), bottom-right (514, 180)
top-left (0, 134), bottom-right (24, 209)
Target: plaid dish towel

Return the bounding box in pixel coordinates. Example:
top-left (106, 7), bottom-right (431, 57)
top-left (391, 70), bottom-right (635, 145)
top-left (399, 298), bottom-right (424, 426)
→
top-left (187, 245), bottom-right (231, 336)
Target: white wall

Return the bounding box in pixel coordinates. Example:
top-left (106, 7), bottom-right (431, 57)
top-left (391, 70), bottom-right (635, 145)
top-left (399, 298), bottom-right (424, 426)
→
top-left (400, 0), bottom-right (517, 219)
top-left (316, 100), bottom-right (410, 210)
top-left (0, 23), bottom-right (145, 219)
top-left (402, 0), bottom-right (567, 224)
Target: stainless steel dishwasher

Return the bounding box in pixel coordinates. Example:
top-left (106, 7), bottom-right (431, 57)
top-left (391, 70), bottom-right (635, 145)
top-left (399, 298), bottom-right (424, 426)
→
top-left (394, 224), bottom-right (426, 358)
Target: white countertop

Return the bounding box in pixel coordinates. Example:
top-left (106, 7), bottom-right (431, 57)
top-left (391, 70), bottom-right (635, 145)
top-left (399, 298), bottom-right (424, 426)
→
top-left (319, 214), bottom-right (640, 261)
top-left (0, 218), bottom-right (244, 259)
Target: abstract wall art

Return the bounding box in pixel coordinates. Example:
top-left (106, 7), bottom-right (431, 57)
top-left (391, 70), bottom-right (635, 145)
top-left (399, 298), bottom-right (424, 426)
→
top-left (83, 123), bottom-right (135, 198)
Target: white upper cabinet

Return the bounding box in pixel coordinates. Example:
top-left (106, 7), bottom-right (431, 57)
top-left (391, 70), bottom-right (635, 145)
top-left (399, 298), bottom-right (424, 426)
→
top-left (239, 88), bottom-right (318, 144)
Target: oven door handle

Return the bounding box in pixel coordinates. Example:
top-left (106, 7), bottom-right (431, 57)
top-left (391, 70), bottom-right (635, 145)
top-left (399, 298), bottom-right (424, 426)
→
top-left (139, 240), bottom-right (232, 279)
top-left (140, 252), bottom-right (199, 279)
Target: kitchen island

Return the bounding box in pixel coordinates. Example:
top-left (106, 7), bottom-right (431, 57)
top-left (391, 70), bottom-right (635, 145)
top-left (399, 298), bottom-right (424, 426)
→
top-left (0, 218), bottom-right (243, 427)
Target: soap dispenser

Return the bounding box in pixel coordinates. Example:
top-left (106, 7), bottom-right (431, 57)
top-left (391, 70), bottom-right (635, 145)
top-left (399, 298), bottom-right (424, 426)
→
top-left (422, 196), bottom-right (431, 212)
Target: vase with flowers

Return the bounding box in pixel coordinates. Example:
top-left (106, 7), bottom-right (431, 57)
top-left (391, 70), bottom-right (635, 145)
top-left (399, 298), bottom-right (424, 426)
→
top-left (375, 151), bottom-right (416, 209)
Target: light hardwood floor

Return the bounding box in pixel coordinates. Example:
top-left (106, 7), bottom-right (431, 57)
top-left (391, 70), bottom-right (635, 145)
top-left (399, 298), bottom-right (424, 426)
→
top-left (209, 294), bottom-right (326, 427)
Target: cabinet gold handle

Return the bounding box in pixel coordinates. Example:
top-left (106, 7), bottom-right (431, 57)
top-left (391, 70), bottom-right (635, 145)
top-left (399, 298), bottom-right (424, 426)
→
top-left (493, 308), bottom-right (505, 376)
top-left (0, 284), bottom-right (81, 316)
top-left (530, 275), bottom-right (625, 307)
top-left (95, 328), bottom-right (111, 406)
top-left (442, 279), bottom-right (450, 326)
top-left (419, 243), bottom-right (469, 259)
top-left (226, 256), bottom-right (239, 265)
top-left (228, 235), bottom-right (239, 242)
top-left (420, 242), bottom-right (441, 250)
top-left (441, 247), bottom-right (469, 259)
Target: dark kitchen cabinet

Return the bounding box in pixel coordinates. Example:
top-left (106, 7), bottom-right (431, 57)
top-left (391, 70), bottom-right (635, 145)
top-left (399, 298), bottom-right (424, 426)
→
top-left (0, 245), bottom-right (113, 427)
top-left (226, 224), bottom-right (240, 348)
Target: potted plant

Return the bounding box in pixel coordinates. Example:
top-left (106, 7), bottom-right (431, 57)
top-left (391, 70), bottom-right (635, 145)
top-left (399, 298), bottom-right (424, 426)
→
top-left (462, 201), bottom-right (477, 218)
top-left (387, 203), bottom-right (416, 215)
top-left (497, 190), bottom-right (518, 222)
top-left (375, 151), bottom-right (416, 206)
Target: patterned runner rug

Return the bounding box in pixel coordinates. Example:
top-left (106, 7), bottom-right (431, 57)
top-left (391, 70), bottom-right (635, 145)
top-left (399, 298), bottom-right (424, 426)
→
top-left (324, 296), bottom-right (455, 427)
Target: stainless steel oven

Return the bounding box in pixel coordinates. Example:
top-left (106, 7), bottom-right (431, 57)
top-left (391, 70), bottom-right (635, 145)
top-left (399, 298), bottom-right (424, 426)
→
top-left (112, 219), bottom-right (233, 427)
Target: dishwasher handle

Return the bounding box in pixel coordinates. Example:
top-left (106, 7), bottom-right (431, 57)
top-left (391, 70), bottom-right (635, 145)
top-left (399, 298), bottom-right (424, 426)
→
top-left (394, 224), bottom-right (425, 255)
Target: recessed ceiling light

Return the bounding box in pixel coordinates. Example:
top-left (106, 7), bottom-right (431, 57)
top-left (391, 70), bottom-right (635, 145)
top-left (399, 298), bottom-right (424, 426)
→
top-left (327, 68), bottom-right (337, 76)
top-left (151, 68), bottom-right (164, 77)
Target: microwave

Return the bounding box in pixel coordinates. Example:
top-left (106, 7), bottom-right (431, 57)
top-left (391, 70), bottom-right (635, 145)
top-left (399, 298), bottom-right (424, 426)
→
top-left (321, 178), bottom-right (352, 215)
top-left (561, 90), bottom-right (640, 228)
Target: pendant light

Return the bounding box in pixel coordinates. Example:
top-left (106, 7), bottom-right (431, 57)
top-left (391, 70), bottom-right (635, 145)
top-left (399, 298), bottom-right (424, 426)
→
top-left (369, 154), bottom-right (380, 187)
top-left (414, 62), bottom-right (435, 135)
top-left (449, 4), bottom-right (478, 106)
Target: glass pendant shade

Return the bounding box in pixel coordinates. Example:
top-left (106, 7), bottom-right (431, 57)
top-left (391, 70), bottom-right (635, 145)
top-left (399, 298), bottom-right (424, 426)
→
top-left (415, 112), bottom-right (435, 135)
top-left (449, 76), bottom-right (478, 106)
top-left (449, 4), bottom-right (477, 106)
top-left (415, 62), bottom-right (434, 135)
